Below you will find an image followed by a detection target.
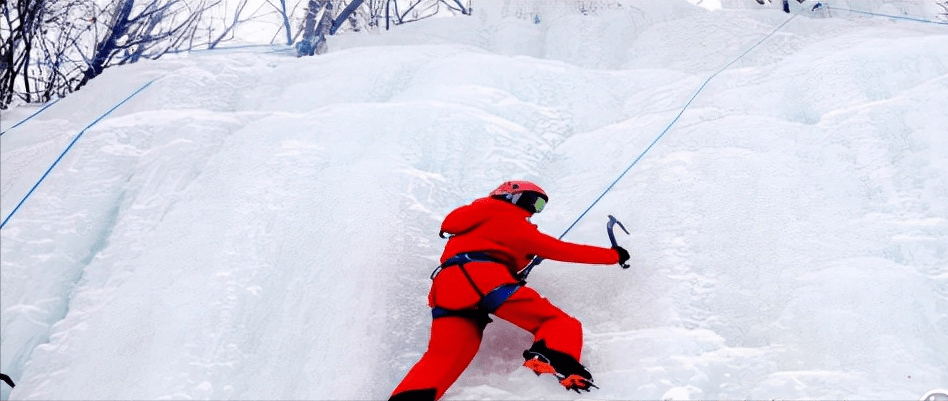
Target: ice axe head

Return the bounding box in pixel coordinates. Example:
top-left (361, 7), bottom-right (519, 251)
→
top-left (607, 215), bottom-right (629, 237)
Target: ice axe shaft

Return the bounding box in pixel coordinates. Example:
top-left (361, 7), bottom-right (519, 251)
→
top-left (518, 214), bottom-right (630, 282)
top-left (607, 215), bottom-right (630, 269)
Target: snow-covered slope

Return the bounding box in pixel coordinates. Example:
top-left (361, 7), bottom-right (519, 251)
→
top-left (2, 1), bottom-right (947, 399)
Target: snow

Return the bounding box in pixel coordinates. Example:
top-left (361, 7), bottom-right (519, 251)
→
top-left (2, 0), bottom-right (947, 399)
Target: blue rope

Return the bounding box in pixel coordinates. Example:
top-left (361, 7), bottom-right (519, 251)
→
top-left (1, 98), bottom-right (62, 136)
top-left (825, 6), bottom-right (948, 25)
top-left (556, 13), bottom-right (799, 241)
top-left (1, 45), bottom-right (285, 139)
top-left (519, 14), bottom-right (798, 279)
top-left (1, 79), bottom-right (156, 229)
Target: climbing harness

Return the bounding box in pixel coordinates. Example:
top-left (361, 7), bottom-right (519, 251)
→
top-left (429, 252), bottom-right (522, 326)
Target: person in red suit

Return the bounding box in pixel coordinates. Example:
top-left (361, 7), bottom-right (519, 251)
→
top-left (389, 180), bottom-right (630, 401)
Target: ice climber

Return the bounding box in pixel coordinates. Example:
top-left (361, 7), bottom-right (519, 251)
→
top-left (389, 180), bottom-right (631, 401)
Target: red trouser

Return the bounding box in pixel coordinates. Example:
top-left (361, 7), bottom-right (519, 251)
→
top-left (390, 266), bottom-right (584, 400)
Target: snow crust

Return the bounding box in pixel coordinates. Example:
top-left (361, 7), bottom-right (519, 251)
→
top-left (2, 0), bottom-right (947, 399)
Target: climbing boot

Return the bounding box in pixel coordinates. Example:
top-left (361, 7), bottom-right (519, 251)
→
top-left (522, 340), bottom-right (597, 392)
top-left (388, 388), bottom-right (436, 401)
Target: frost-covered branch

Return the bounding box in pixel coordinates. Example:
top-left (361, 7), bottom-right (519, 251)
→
top-left (1, 0), bottom-right (477, 107)
top-left (0, 0), bottom-right (223, 107)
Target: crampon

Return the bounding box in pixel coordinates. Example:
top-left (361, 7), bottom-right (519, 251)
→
top-left (523, 354), bottom-right (598, 393)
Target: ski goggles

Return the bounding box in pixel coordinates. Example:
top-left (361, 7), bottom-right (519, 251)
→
top-left (512, 192), bottom-right (547, 214)
top-left (533, 196), bottom-right (547, 213)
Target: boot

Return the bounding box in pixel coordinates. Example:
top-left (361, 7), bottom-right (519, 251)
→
top-left (389, 388), bottom-right (436, 401)
top-left (522, 340), bottom-right (597, 392)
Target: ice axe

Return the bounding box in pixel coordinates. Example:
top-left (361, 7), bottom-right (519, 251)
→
top-left (607, 215), bottom-right (630, 269)
top-left (518, 214), bottom-right (630, 282)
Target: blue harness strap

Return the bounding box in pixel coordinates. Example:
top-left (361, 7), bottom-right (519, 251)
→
top-left (429, 252), bottom-right (521, 326)
top-left (479, 283), bottom-right (520, 312)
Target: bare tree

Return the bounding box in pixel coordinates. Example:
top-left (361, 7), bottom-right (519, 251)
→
top-left (2, 0), bottom-right (479, 107)
top-left (296, 0), bottom-right (332, 56)
top-left (385, 0), bottom-right (469, 27)
top-left (357, 0), bottom-right (386, 30)
top-left (1, 0), bottom-right (217, 108)
top-left (1, 0), bottom-right (43, 106)
top-left (32, 1), bottom-right (97, 100)
top-left (207, 0), bottom-right (253, 48)
top-left (938, 1), bottom-right (948, 21)
top-left (390, 0), bottom-right (438, 25)
top-left (1, 0), bottom-right (102, 106)
top-left (269, 0), bottom-right (299, 45)
top-left (76, 0), bottom-right (214, 89)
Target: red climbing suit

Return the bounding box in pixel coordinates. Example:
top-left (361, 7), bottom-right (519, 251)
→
top-left (390, 196), bottom-right (619, 400)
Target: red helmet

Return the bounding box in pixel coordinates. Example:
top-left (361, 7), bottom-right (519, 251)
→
top-left (489, 180), bottom-right (549, 214)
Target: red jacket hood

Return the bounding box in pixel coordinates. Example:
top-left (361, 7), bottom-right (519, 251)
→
top-left (440, 197), bottom-right (530, 237)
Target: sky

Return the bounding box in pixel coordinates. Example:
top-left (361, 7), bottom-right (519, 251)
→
top-left (1, 0), bottom-right (947, 400)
